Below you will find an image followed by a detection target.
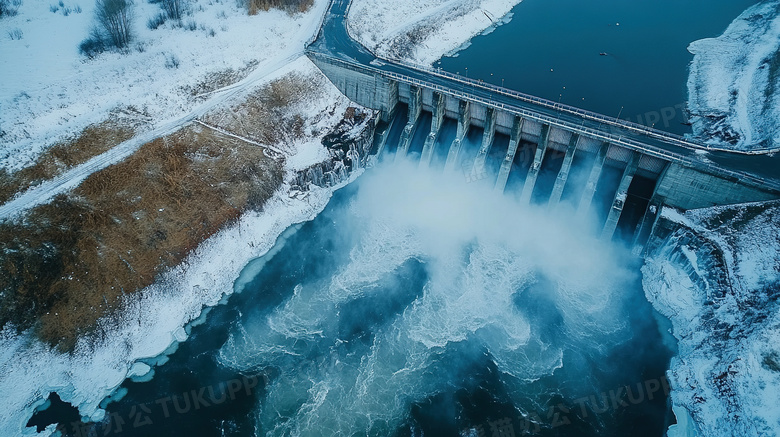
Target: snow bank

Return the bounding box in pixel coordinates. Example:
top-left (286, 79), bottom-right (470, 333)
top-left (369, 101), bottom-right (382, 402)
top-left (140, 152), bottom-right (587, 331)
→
top-left (347, 0), bottom-right (521, 64)
top-left (0, 56), bottom-right (361, 436)
top-left (643, 201), bottom-right (780, 436)
top-left (0, 0), bottom-right (330, 171)
top-left (687, 0), bottom-right (780, 151)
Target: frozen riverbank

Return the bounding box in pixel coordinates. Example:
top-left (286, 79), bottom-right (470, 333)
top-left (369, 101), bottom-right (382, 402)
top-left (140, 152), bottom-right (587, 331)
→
top-left (643, 201), bottom-right (780, 436)
top-left (0, 57), bottom-right (363, 436)
top-left (687, 0), bottom-right (780, 151)
top-left (347, 0), bottom-right (521, 64)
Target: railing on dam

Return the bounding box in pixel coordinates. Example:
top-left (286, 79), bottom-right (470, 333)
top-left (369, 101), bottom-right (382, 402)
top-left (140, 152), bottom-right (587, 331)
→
top-left (307, 50), bottom-right (780, 192)
top-left (379, 56), bottom-right (780, 156)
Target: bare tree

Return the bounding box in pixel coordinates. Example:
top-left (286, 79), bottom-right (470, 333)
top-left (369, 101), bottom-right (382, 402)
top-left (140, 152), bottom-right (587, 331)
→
top-left (95, 0), bottom-right (133, 49)
top-left (161, 0), bottom-right (182, 20)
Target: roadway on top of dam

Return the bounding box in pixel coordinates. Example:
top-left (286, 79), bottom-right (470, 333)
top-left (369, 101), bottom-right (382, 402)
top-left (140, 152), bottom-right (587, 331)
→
top-left (307, 0), bottom-right (780, 193)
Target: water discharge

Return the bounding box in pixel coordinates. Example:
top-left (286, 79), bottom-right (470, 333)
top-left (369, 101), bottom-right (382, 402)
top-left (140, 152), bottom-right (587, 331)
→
top-left (216, 157), bottom-right (671, 436)
top-left (67, 119), bottom-right (674, 437)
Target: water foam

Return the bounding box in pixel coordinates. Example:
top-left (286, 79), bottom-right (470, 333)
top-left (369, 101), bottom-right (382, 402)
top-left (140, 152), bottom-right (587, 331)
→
top-left (219, 161), bottom-right (639, 435)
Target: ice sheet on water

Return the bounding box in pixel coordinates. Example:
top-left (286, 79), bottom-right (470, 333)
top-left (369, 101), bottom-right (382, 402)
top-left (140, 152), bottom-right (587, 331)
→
top-left (687, 0), bottom-right (780, 151)
top-left (347, 0), bottom-right (522, 64)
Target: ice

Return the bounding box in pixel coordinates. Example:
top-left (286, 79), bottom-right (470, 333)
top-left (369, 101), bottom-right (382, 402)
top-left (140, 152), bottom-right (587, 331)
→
top-left (347, 0), bottom-right (521, 64)
top-left (687, 0), bottom-right (780, 151)
top-left (644, 201), bottom-right (780, 436)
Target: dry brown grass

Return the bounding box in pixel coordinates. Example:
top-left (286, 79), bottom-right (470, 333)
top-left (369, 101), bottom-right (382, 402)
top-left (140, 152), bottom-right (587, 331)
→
top-left (0, 114), bottom-right (140, 204)
top-left (247, 0), bottom-right (312, 15)
top-left (202, 73), bottom-right (320, 152)
top-left (0, 126), bottom-right (282, 350)
top-left (183, 61), bottom-right (259, 99)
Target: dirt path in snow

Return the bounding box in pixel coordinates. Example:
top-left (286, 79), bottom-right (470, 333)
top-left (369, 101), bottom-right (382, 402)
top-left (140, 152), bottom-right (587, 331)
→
top-left (0, 51), bottom-right (305, 221)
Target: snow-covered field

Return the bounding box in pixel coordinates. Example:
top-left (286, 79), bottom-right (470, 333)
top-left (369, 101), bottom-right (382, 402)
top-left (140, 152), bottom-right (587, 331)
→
top-left (687, 0), bottom-right (780, 152)
top-left (347, 0), bottom-right (520, 64)
top-left (0, 55), bottom-right (361, 436)
top-left (643, 202), bottom-right (780, 436)
top-left (0, 0), bottom-right (329, 171)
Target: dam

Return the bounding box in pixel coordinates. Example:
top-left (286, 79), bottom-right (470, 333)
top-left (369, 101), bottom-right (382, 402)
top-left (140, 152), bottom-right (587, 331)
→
top-left (305, 0), bottom-right (780, 249)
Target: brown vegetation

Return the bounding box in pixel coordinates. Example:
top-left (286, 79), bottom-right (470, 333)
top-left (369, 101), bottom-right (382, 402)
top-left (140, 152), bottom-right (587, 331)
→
top-left (0, 113), bottom-right (141, 204)
top-left (0, 73), bottom-right (321, 351)
top-left (247, 0), bottom-right (313, 16)
top-left (0, 126), bottom-right (282, 350)
top-left (183, 61), bottom-right (259, 99)
top-left (202, 72), bottom-right (321, 152)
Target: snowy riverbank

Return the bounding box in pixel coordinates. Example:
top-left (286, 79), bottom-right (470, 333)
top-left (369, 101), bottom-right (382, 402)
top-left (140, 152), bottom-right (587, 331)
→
top-left (346, 0), bottom-right (521, 64)
top-left (687, 0), bottom-right (780, 152)
top-left (0, 55), bottom-right (362, 436)
top-left (643, 202), bottom-right (780, 436)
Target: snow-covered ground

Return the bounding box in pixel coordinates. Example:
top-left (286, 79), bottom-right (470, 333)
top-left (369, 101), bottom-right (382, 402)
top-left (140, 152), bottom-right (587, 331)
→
top-left (643, 202), bottom-right (780, 436)
top-left (347, 0), bottom-right (520, 64)
top-left (0, 55), bottom-right (361, 436)
top-left (687, 0), bottom-right (780, 152)
top-left (0, 0), bottom-right (329, 171)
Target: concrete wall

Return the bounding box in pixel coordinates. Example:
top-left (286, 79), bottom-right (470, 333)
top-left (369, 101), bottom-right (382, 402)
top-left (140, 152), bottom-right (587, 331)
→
top-left (310, 56), bottom-right (394, 118)
top-left (655, 163), bottom-right (779, 210)
top-left (311, 54), bottom-right (780, 211)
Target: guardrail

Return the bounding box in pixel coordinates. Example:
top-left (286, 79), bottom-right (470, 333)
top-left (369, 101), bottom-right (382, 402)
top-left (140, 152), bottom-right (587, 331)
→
top-left (382, 56), bottom-right (780, 156)
top-left (307, 51), bottom-right (780, 192)
top-left (310, 0), bottom-right (779, 156)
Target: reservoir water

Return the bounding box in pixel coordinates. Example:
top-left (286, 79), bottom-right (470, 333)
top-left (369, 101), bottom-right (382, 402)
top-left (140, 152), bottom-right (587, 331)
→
top-left (438, 0), bottom-right (757, 135)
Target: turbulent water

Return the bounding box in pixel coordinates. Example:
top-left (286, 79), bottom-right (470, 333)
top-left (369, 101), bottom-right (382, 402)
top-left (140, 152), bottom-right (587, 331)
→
top-left (212, 159), bottom-right (672, 436)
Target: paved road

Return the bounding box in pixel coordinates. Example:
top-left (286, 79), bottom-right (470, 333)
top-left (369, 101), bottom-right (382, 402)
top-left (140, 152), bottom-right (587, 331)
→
top-left (309, 0), bottom-right (780, 191)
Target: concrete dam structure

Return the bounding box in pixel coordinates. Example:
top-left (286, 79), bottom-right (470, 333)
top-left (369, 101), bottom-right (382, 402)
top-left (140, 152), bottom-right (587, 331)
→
top-left (306, 0), bottom-right (780, 246)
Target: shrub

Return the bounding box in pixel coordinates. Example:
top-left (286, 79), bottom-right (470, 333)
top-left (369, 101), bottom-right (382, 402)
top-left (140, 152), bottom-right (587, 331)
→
top-left (49, 4), bottom-right (58, 12)
top-left (94, 0), bottom-right (133, 49)
top-left (184, 18), bottom-right (196, 31)
top-left (0, 0), bottom-right (22, 17)
top-left (7, 27), bottom-right (22, 40)
top-left (160, 0), bottom-right (182, 20)
top-left (74, 4), bottom-right (81, 12)
top-left (78, 27), bottom-right (107, 58)
top-left (246, 0), bottom-right (311, 15)
top-left (164, 53), bottom-right (179, 68)
top-left (147, 12), bottom-right (165, 29)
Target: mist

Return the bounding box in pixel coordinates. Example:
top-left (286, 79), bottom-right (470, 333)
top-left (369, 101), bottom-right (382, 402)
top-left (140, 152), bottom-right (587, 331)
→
top-left (217, 152), bottom-right (668, 435)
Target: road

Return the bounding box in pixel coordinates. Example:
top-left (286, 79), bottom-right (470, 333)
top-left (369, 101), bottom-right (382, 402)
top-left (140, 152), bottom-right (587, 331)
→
top-left (308, 0), bottom-right (780, 191)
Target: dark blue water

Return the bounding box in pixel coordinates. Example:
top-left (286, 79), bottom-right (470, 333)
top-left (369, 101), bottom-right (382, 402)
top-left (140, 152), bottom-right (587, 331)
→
top-left (438, 0), bottom-right (757, 134)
